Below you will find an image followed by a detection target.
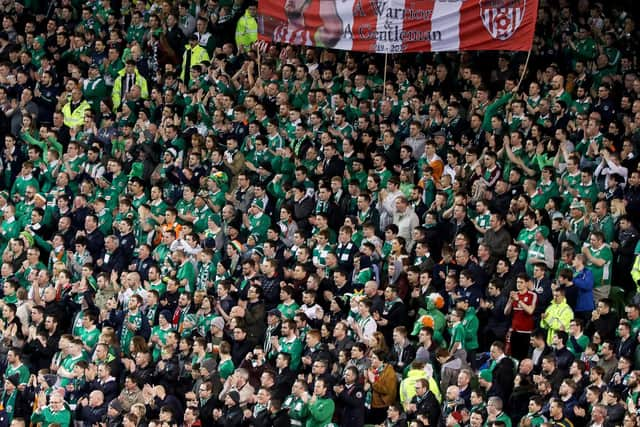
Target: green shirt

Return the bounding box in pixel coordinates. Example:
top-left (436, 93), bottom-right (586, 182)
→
top-left (462, 308), bottom-right (479, 351)
top-left (131, 193), bottom-right (149, 210)
top-left (527, 241), bottom-right (547, 277)
top-left (474, 207), bottom-right (491, 228)
top-left (517, 226), bottom-right (538, 260)
top-left (30, 406), bottom-right (72, 427)
top-left (492, 412), bottom-right (513, 427)
top-left (0, 218), bottom-right (20, 252)
top-left (59, 354), bottom-right (86, 386)
top-left (586, 243), bottom-right (613, 287)
top-left (275, 336), bottom-right (303, 371)
top-left (83, 77), bottom-right (108, 110)
top-left (245, 213), bottom-right (270, 243)
top-left (10, 174), bottom-right (39, 198)
top-left (176, 199), bottom-right (195, 223)
top-left (525, 412), bottom-right (547, 427)
top-left (177, 261), bottom-right (197, 293)
top-left (4, 362), bottom-right (30, 385)
top-left (567, 334), bottom-right (589, 357)
top-left (121, 310), bottom-right (144, 356)
top-left (305, 397), bottom-right (335, 427)
top-left (79, 327), bottom-right (101, 351)
top-left (284, 395), bottom-right (309, 425)
top-left (151, 325), bottom-right (175, 361)
top-left (449, 322), bottom-right (465, 352)
top-left (591, 215), bottom-right (615, 243)
top-left (576, 181), bottom-right (599, 205)
top-left (573, 37), bottom-right (597, 64)
top-left (150, 199), bottom-right (168, 218)
top-left (277, 301), bottom-right (300, 320)
top-left (1, 389), bottom-right (17, 423)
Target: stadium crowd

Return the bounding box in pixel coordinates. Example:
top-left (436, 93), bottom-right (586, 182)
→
top-left (0, 0), bottom-right (640, 426)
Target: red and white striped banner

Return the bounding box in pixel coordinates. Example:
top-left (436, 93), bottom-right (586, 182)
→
top-left (258, 0), bottom-right (538, 53)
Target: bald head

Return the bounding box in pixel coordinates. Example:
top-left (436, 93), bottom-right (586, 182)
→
top-left (89, 390), bottom-right (104, 407)
top-left (519, 358), bottom-right (534, 375)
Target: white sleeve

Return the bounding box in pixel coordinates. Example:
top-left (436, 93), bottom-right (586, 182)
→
top-left (363, 319), bottom-right (377, 341)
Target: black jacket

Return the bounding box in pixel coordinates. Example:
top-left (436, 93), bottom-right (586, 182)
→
top-left (293, 196), bottom-right (314, 235)
top-left (153, 356), bottom-right (180, 394)
top-left (554, 347), bottom-right (575, 375)
top-left (380, 300), bottom-right (407, 346)
top-left (76, 403), bottom-right (107, 425)
top-left (302, 343), bottom-right (332, 371)
top-left (85, 228), bottom-right (105, 261)
top-left (199, 396), bottom-right (218, 427)
top-left (269, 409), bottom-right (291, 427)
top-left (590, 311), bottom-right (619, 342)
top-left (273, 368), bottom-right (296, 401)
top-left (117, 232), bottom-right (136, 260)
top-left (231, 339), bottom-right (253, 367)
top-left (389, 343), bottom-right (416, 374)
top-left (412, 390), bottom-right (441, 427)
top-left (260, 274), bottom-right (281, 311)
top-left (489, 357), bottom-right (515, 402)
top-left (216, 405), bottom-right (243, 427)
top-left (616, 336), bottom-right (636, 360)
top-left (34, 330), bottom-right (61, 369)
top-left (319, 156), bottom-right (345, 183)
top-left (100, 247), bottom-right (126, 274)
top-left (246, 408), bottom-right (270, 427)
top-left (337, 384), bottom-right (365, 427)
top-left (528, 344), bottom-right (553, 375)
top-left (91, 378), bottom-right (119, 403)
top-left (244, 301), bottom-right (266, 345)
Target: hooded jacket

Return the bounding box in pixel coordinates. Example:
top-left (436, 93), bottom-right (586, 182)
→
top-left (112, 66), bottom-right (149, 110)
top-left (399, 368), bottom-right (441, 410)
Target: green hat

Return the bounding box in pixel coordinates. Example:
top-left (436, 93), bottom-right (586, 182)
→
top-left (0, 191), bottom-right (8, 201)
top-left (128, 162), bottom-right (144, 179)
top-left (20, 231), bottom-right (34, 247)
top-left (537, 225), bottom-right (550, 239)
top-left (479, 369), bottom-right (492, 383)
top-left (251, 199), bottom-right (264, 210)
top-left (569, 200), bottom-right (586, 212)
top-left (209, 171), bottom-right (229, 188)
top-left (34, 36), bottom-right (45, 46)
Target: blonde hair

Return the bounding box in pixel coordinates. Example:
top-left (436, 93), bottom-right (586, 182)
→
top-left (52, 261), bottom-right (66, 276)
top-left (131, 403), bottom-right (147, 419)
top-left (611, 198), bottom-right (626, 217)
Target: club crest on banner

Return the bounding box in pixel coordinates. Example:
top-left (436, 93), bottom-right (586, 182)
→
top-left (480, 0), bottom-right (526, 41)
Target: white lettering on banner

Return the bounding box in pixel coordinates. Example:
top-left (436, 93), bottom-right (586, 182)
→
top-left (354, 0), bottom-right (433, 20)
top-left (259, 0), bottom-right (537, 52)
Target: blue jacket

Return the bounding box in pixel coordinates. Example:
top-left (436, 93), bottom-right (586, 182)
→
top-left (573, 268), bottom-right (595, 312)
